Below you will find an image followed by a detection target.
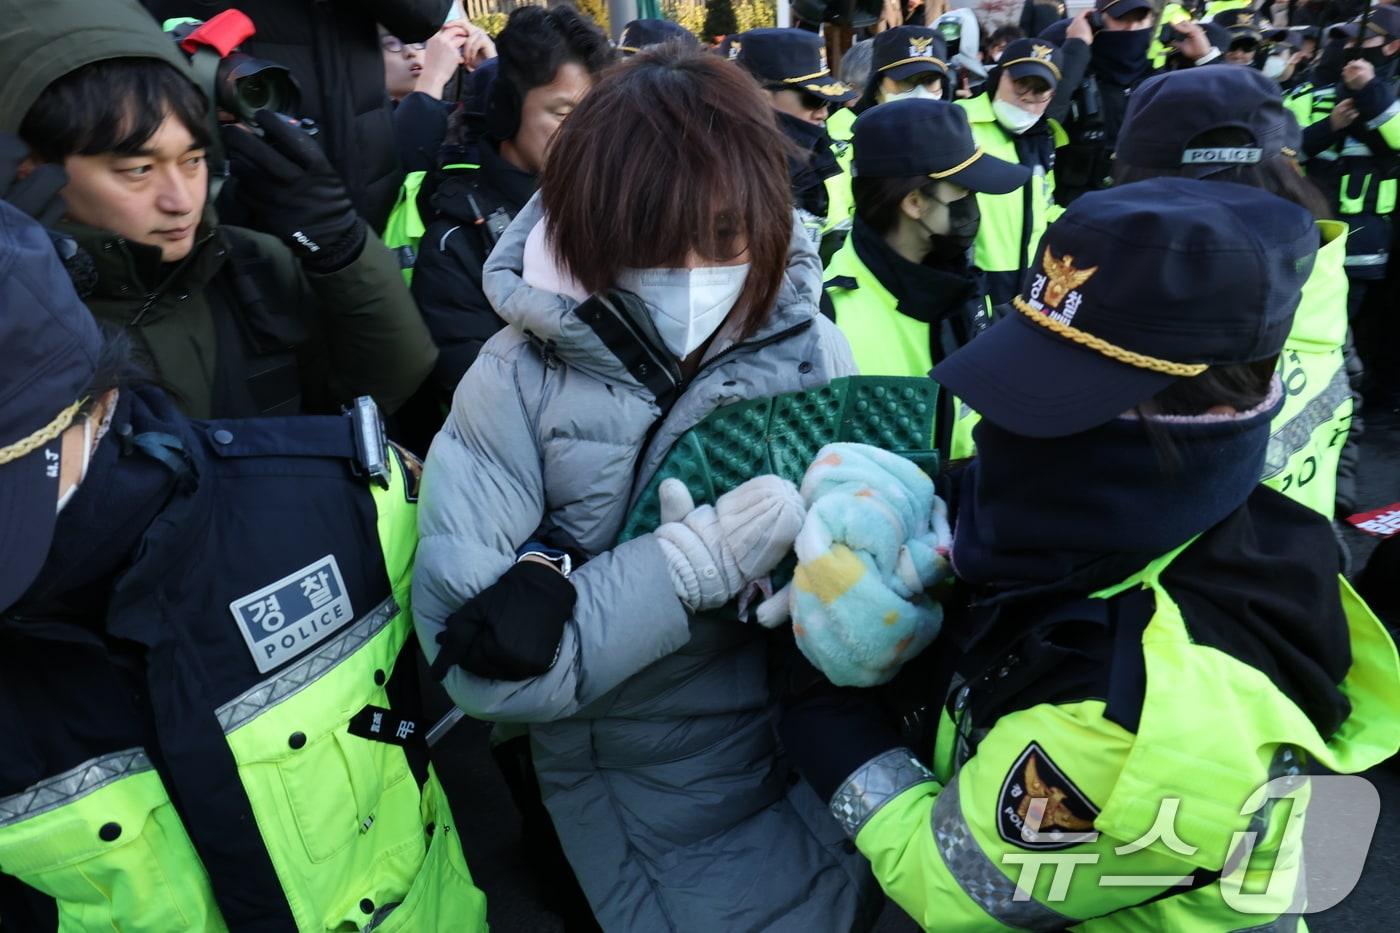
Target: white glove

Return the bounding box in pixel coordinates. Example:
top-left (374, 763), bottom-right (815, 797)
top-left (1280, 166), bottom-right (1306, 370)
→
top-left (653, 475), bottom-right (805, 612)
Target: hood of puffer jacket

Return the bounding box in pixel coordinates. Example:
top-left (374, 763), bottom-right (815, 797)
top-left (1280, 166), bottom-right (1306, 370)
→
top-left (0, 0), bottom-right (198, 135)
top-left (482, 192), bottom-right (827, 389)
top-left (940, 8), bottom-right (987, 80)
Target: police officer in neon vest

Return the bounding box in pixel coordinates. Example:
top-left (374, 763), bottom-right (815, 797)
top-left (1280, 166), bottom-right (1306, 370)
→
top-left (957, 38), bottom-right (1067, 306)
top-left (778, 178), bottom-right (1400, 930)
top-left (825, 99), bottom-right (1028, 460)
top-left (735, 29), bottom-right (856, 248)
top-left (1114, 66), bottom-right (1363, 520)
top-left (1285, 8), bottom-right (1400, 403)
top-left (826, 28), bottom-right (952, 249)
top-left (0, 201), bottom-right (488, 932)
top-left (823, 38), bottom-right (874, 249)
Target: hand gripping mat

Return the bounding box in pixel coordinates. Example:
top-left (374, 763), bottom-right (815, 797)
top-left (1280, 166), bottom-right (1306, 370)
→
top-left (617, 376), bottom-right (940, 544)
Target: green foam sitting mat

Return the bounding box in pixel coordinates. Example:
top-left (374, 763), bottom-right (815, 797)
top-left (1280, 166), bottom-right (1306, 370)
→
top-left (618, 375), bottom-right (939, 544)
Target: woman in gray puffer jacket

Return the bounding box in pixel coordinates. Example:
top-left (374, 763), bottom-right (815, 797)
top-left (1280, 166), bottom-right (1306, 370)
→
top-left (412, 47), bottom-right (880, 932)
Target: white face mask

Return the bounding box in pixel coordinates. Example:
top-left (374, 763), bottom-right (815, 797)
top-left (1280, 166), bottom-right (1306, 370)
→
top-left (1261, 53), bottom-right (1289, 80)
top-left (993, 98), bottom-right (1042, 135)
top-left (886, 83), bottom-right (942, 103)
top-left (55, 415), bottom-right (93, 514)
top-left (617, 264), bottom-right (751, 359)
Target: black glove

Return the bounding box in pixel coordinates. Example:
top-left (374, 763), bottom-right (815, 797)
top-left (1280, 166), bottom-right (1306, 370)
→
top-left (0, 132), bottom-right (67, 227)
top-left (221, 110), bottom-right (365, 274)
top-left (429, 560), bottom-right (577, 682)
top-left (769, 625), bottom-right (905, 804)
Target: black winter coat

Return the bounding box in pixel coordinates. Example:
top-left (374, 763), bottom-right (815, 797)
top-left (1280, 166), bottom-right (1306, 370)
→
top-left (143, 0), bottom-right (451, 230)
top-left (411, 137), bottom-right (537, 399)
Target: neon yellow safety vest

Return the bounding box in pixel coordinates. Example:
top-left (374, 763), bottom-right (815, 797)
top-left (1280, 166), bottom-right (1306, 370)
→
top-left (1261, 220), bottom-right (1354, 517)
top-left (1285, 82), bottom-right (1400, 277)
top-left (957, 93), bottom-right (1066, 305)
top-left (825, 106), bottom-right (858, 236)
top-left (0, 450), bottom-right (488, 932)
top-left (381, 163), bottom-right (482, 285)
top-left (825, 235), bottom-right (982, 459)
top-left (852, 540), bottom-right (1400, 931)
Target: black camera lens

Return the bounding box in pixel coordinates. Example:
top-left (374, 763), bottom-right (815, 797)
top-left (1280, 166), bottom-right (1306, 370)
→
top-left (218, 53), bottom-right (301, 124)
top-left (237, 75), bottom-right (277, 112)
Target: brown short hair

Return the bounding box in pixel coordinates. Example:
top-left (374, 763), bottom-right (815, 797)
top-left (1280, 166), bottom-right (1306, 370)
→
top-left (540, 44), bottom-right (794, 339)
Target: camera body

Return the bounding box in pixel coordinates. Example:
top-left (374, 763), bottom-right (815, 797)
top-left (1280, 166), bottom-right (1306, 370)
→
top-left (165, 10), bottom-right (312, 134)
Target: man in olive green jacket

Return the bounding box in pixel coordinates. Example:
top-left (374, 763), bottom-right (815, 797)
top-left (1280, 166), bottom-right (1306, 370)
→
top-left (0, 0), bottom-right (437, 419)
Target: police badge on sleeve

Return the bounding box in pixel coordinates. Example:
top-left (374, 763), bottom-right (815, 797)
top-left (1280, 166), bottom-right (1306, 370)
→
top-left (997, 741), bottom-right (1101, 851)
top-left (229, 555), bottom-right (354, 673)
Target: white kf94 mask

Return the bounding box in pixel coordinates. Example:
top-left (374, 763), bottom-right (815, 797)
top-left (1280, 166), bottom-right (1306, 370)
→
top-left (617, 264), bottom-right (751, 359)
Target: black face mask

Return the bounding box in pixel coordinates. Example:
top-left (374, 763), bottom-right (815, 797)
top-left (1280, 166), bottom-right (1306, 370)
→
top-left (1314, 40), bottom-right (1350, 84)
top-left (1354, 44), bottom-right (1399, 79)
top-left (920, 193), bottom-right (981, 250)
top-left (1090, 27), bottom-right (1154, 87)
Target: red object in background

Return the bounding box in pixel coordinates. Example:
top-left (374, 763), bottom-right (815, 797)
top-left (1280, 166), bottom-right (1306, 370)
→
top-left (1346, 503), bottom-right (1400, 538)
top-left (179, 8), bottom-right (256, 57)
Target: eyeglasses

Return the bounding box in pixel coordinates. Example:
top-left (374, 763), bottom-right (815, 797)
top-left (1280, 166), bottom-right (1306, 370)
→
top-left (380, 37), bottom-right (427, 54)
top-left (767, 85), bottom-right (831, 113)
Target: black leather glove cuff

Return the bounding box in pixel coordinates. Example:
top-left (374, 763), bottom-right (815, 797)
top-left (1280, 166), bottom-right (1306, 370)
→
top-left (300, 220), bottom-right (366, 275)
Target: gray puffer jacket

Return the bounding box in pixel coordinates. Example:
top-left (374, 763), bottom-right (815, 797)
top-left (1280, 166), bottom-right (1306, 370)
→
top-left (413, 194), bottom-right (878, 932)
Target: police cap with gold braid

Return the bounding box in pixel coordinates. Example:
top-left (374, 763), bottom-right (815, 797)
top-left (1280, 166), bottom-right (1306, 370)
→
top-left (0, 199), bottom-right (101, 610)
top-left (736, 28), bottom-right (856, 103)
top-left (932, 178), bottom-right (1319, 438)
top-left (870, 26), bottom-right (948, 83)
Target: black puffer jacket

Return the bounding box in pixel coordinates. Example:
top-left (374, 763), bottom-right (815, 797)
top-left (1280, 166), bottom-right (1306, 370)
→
top-left (143, 0), bottom-right (451, 230)
top-left (411, 134), bottom-right (537, 400)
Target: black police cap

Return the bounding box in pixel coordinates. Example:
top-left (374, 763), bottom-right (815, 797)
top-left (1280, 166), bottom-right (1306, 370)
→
top-left (1117, 67), bottom-right (1291, 178)
top-left (736, 28), bottom-right (855, 102)
top-left (852, 99), bottom-right (1030, 194)
top-left (997, 38), bottom-right (1063, 89)
top-left (933, 178), bottom-right (1318, 438)
top-left (0, 200), bottom-right (101, 611)
top-left (871, 26), bottom-right (949, 83)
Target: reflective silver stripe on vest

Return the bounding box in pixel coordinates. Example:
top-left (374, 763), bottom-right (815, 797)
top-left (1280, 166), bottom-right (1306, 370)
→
top-left (932, 774), bottom-right (1077, 930)
top-left (1261, 363), bottom-right (1351, 480)
top-left (1343, 252), bottom-right (1390, 267)
top-left (1367, 100), bottom-right (1400, 131)
top-left (829, 748), bottom-right (936, 839)
top-left (217, 596), bottom-right (399, 733)
top-left (0, 748), bottom-right (153, 828)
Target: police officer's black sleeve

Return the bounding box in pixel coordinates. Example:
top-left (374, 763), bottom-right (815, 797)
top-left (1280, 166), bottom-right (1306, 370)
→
top-left (1301, 117), bottom-right (1342, 159)
top-left (356, 0), bottom-right (452, 42)
top-left (411, 219), bottom-right (509, 400)
top-left (394, 93), bottom-right (453, 176)
top-left (1046, 37), bottom-right (1091, 128)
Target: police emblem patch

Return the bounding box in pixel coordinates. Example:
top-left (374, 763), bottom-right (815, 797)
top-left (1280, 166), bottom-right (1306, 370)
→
top-left (229, 555), bottom-right (354, 673)
top-left (1040, 246), bottom-right (1098, 310)
top-left (997, 742), bottom-right (1100, 851)
top-left (909, 35), bottom-right (934, 57)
